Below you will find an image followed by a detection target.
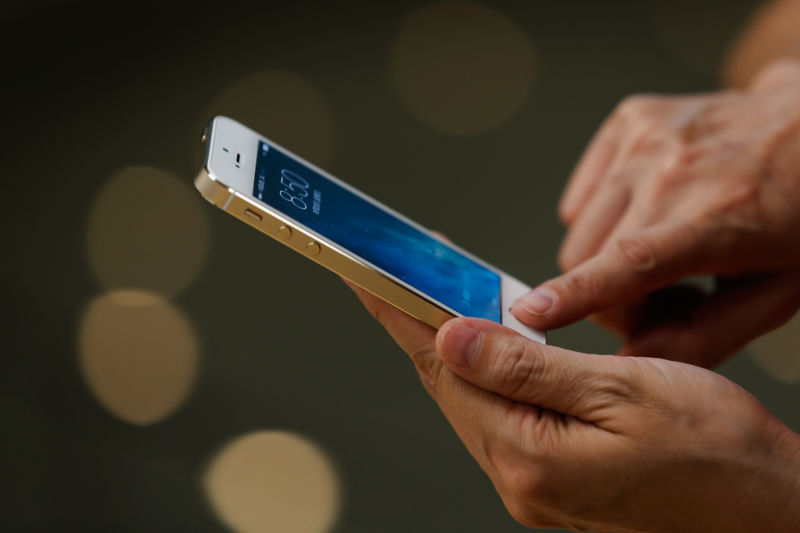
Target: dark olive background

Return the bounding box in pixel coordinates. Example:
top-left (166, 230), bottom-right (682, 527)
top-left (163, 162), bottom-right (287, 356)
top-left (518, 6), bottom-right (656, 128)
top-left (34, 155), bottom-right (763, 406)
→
top-left (3, 1), bottom-right (797, 532)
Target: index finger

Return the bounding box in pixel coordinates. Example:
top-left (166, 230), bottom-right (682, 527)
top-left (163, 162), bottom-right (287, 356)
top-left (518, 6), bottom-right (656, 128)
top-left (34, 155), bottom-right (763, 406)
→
top-left (512, 220), bottom-right (720, 330)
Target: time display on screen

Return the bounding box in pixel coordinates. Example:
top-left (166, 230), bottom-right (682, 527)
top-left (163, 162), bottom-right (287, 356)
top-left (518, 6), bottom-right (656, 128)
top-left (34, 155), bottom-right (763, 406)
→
top-left (277, 169), bottom-right (311, 210)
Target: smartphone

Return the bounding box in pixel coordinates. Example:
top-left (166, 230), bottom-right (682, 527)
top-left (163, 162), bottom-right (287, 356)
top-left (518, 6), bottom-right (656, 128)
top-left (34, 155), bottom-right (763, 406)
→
top-left (195, 116), bottom-right (546, 343)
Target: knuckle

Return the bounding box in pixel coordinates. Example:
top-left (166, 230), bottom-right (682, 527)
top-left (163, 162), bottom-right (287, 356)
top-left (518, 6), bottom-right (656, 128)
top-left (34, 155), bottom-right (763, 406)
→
top-left (654, 164), bottom-right (691, 196)
top-left (491, 443), bottom-right (556, 506)
top-left (604, 357), bottom-right (646, 401)
top-left (658, 146), bottom-right (698, 181)
top-left (498, 343), bottom-right (542, 399)
top-left (711, 178), bottom-right (763, 224)
top-left (409, 345), bottom-right (443, 393)
top-left (676, 103), bottom-right (716, 143)
top-left (628, 122), bottom-right (666, 154)
top-left (573, 355), bottom-right (645, 408)
top-left (616, 234), bottom-right (657, 272)
top-left (616, 93), bottom-right (659, 119)
top-left (408, 343), bottom-right (433, 370)
top-left (690, 206), bottom-right (758, 268)
top-left (498, 461), bottom-right (553, 505)
top-left (562, 267), bottom-right (601, 298)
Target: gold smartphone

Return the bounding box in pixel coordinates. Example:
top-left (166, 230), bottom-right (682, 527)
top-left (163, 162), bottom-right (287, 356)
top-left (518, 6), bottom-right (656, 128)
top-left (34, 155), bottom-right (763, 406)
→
top-left (195, 116), bottom-right (545, 343)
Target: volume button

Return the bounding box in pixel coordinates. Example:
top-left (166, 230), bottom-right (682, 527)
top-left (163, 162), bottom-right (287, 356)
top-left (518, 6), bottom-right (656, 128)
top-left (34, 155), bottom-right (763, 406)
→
top-left (244, 208), bottom-right (262, 222)
top-left (277, 225), bottom-right (292, 240)
top-left (305, 241), bottom-right (321, 257)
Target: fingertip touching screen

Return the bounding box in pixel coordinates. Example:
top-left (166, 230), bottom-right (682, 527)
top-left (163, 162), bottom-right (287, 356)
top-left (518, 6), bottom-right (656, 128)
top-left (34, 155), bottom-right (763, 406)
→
top-left (253, 141), bottom-right (501, 321)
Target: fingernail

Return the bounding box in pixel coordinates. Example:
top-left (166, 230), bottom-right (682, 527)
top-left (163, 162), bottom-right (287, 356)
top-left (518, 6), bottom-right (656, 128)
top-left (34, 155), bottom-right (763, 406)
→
top-left (441, 323), bottom-right (481, 369)
top-left (516, 288), bottom-right (557, 317)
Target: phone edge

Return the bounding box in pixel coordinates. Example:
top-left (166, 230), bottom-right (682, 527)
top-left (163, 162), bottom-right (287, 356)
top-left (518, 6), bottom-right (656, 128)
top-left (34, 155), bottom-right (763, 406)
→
top-left (195, 119), bottom-right (547, 344)
top-left (195, 130), bottom-right (457, 330)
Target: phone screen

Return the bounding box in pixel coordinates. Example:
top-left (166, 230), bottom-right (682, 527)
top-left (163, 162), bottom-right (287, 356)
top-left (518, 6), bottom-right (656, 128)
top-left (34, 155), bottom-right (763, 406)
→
top-left (253, 141), bottom-right (501, 321)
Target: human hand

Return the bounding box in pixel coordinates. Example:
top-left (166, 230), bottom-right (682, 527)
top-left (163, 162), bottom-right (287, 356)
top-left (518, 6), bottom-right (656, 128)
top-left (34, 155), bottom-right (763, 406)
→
top-left (349, 285), bottom-right (800, 532)
top-left (513, 59), bottom-right (800, 368)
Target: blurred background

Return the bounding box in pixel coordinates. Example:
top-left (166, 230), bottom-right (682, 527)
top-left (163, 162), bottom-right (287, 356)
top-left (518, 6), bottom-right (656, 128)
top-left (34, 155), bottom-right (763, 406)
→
top-left (3, 0), bottom-right (799, 531)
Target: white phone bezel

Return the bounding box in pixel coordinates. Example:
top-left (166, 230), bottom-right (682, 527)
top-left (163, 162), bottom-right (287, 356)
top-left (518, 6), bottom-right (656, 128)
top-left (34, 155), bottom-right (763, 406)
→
top-left (206, 116), bottom-right (546, 344)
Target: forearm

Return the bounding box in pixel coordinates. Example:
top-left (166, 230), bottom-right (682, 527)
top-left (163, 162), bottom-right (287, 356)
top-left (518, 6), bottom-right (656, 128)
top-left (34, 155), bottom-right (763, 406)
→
top-left (724, 0), bottom-right (800, 87)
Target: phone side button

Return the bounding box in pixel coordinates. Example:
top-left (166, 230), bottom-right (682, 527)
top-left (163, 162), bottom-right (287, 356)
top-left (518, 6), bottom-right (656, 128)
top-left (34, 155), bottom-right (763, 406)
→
top-left (277, 225), bottom-right (292, 240)
top-left (304, 241), bottom-right (321, 257)
top-left (244, 209), bottom-right (262, 222)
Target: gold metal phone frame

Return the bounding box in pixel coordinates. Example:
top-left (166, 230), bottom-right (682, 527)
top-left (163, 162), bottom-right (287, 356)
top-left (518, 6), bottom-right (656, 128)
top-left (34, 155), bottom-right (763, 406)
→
top-left (194, 132), bottom-right (455, 330)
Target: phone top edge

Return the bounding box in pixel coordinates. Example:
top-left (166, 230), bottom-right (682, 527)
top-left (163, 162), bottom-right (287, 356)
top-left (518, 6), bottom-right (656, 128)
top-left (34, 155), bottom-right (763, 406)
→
top-left (204, 116), bottom-right (502, 277)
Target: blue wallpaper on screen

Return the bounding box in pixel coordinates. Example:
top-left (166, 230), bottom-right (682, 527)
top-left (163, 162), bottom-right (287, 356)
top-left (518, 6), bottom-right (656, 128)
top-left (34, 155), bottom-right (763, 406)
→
top-left (253, 141), bottom-right (501, 321)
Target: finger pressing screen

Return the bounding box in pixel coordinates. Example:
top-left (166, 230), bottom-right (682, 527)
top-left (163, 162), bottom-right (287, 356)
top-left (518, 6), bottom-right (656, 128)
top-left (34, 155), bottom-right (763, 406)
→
top-left (512, 220), bottom-right (722, 330)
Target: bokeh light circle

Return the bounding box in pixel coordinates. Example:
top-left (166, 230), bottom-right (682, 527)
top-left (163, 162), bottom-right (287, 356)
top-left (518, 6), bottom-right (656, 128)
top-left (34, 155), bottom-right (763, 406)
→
top-left (86, 166), bottom-right (209, 297)
top-left (748, 311), bottom-right (800, 385)
top-left (204, 431), bottom-right (341, 533)
top-left (78, 290), bottom-right (200, 425)
top-left (390, 1), bottom-right (536, 135)
top-left (204, 70), bottom-right (335, 167)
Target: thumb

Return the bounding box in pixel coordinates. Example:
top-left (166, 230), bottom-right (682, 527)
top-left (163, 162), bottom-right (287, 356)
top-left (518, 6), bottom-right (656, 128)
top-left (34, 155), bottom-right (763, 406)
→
top-left (435, 318), bottom-right (636, 420)
top-left (512, 221), bottom-right (720, 330)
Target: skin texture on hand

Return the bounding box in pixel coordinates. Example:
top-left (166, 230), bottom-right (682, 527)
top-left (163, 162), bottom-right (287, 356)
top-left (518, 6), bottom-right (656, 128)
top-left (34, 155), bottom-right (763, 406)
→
top-left (348, 284), bottom-right (800, 533)
top-left (512, 59), bottom-right (800, 368)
